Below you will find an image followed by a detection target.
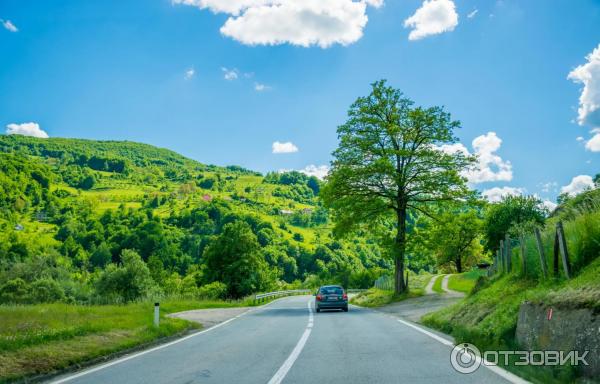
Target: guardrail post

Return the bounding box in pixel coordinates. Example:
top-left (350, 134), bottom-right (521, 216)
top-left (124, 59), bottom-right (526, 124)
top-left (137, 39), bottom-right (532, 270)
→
top-left (154, 302), bottom-right (160, 327)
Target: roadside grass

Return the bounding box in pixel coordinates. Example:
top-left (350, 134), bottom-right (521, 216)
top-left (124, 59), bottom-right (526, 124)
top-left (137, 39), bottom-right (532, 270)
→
top-left (422, 258), bottom-right (600, 383)
top-left (447, 269), bottom-right (487, 294)
top-left (0, 299), bottom-right (246, 383)
top-left (350, 271), bottom-right (431, 307)
top-left (431, 274), bottom-right (444, 293)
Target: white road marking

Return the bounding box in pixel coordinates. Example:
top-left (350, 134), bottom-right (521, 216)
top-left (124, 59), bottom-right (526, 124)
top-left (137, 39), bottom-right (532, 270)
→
top-left (395, 318), bottom-right (530, 384)
top-left (267, 299), bottom-right (314, 384)
top-left (49, 296), bottom-right (297, 384)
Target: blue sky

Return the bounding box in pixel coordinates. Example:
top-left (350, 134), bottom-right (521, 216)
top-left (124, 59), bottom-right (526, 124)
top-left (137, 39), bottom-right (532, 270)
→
top-left (1, 0), bottom-right (599, 206)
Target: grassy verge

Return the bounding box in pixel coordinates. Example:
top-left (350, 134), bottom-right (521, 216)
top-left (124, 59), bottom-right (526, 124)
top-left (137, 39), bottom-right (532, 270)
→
top-left (432, 274), bottom-right (444, 293)
top-left (422, 258), bottom-right (600, 383)
top-left (447, 269), bottom-right (487, 294)
top-left (350, 272), bottom-right (431, 307)
top-left (0, 299), bottom-right (248, 383)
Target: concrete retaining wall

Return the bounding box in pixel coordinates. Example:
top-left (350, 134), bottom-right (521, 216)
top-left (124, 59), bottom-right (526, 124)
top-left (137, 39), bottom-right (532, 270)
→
top-left (515, 302), bottom-right (599, 378)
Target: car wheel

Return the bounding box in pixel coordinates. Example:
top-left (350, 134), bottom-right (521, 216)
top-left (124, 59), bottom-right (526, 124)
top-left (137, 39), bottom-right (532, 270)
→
top-left (316, 308), bottom-right (320, 313)
top-left (343, 306), bottom-right (348, 312)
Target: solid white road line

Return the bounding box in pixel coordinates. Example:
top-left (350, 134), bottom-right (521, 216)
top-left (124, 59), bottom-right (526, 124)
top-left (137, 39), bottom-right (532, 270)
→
top-left (395, 318), bottom-right (530, 384)
top-left (267, 299), bottom-right (314, 384)
top-left (49, 297), bottom-right (299, 384)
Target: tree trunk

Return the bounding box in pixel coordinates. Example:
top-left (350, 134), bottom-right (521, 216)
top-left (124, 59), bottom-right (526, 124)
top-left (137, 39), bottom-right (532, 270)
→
top-left (455, 256), bottom-right (462, 273)
top-left (394, 206), bottom-right (407, 294)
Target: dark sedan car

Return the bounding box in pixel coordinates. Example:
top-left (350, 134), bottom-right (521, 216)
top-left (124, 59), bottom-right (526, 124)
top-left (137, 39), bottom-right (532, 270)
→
top-left (315, 285), bottom-right (348, 312)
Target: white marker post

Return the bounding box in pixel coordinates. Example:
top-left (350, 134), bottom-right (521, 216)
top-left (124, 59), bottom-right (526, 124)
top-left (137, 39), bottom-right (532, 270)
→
top-left (154, 302), bottom-right (160, 327)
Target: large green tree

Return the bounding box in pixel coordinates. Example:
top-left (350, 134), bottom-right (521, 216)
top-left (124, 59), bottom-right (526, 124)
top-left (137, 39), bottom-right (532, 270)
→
top-left (203, 222), bottom-right (276, 298)
top-left (425, 209), bottom-right (483, 273)
top-left (322, 80), bottom-right (473, 293)
top-left (483, 195), bottom-right (546, 252)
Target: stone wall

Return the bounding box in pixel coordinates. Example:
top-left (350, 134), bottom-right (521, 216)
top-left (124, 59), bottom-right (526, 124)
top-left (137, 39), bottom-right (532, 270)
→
top-left (515, 302), bottom-right (599, 378)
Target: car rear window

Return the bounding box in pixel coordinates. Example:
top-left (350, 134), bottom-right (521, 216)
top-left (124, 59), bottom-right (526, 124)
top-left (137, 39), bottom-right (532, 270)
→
top-left (320, 287), bottom-right (343, 294)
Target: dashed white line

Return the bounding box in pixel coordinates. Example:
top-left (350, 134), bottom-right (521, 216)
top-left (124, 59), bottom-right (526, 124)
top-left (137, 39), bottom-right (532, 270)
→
top-left (267, 299), bottom-right (314, 384)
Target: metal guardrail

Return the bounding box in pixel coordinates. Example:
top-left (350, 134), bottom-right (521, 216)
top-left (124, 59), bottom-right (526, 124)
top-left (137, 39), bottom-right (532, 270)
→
top-left (254, 289), bottom-right (312, 303)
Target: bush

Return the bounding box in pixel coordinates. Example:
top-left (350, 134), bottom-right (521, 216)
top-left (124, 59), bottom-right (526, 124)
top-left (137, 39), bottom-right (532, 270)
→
top-left (95, 249), bottom-right (155, 302)
top-left (198, 281), bottom-right (227, 299)
top-left (30, 279), bottom-right (65, 303)
top-left (0, 278), bottom-right (30, 304)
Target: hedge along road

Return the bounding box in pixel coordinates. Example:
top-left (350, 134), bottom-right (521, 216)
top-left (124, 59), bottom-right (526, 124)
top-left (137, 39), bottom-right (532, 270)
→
top-left (48, 296), bottom-right (522, 384)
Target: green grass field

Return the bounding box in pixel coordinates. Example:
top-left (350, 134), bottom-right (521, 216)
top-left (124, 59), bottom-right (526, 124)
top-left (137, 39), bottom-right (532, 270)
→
top-left (447, 270), bottom-right (487, 294)
top-left (350, 272), bottom-right (432, 307)
top-left (431, 274), bottom-right (444, 293)
top-left (0, 300), bottom-right (246, 382)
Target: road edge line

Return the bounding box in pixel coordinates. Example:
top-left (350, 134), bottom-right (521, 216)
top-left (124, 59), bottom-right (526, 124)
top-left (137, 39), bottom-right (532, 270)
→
top-left (395, 318), bottom-right (530, 384)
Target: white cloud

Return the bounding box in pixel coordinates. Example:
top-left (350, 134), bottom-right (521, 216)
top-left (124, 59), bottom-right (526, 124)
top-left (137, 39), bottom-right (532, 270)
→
top-left (1, 19), bottom-right (18, 32)
top-left (174, 0), bottom-right (380, 48)
top-left (541, 200), bottom-right (558, 212)
top-left (540, 181), bottom-right (558, 193)
top-left (403, 0), bottom-right (458, 41)
top-left (438, 132), bottom-right (512, 184)
top-left (222, 67), bottom-right (239, 80)
top-left (585, 130), bottom-right (600, 151)
top-left (576, 136), bottom-right (585, 142)
top-left (272, 141), bottom-right (298, 154)
top-left (467, 9), bottom-right (478, 18)
top-left (568, 44), bottom-right (600, 128)
top-left (560, 175), bottom-right (595, 197)
top-left (184, 67), bottom-right (195, 80)
top-left (254, 82), bottom-right (270, 91)
top-left (482, 186), bottom-right (524, 203)
top-left (299, 164), bottom-right (330, 179)
top-left (6, 122), bottom-right (49, 138)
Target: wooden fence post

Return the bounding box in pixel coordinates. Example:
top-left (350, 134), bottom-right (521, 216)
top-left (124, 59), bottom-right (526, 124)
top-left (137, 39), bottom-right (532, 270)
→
top-left (553, 230), bottom-right (560, 277)
top-left (499, 240), bottom-right (505, 273)
top-left (504, 234), bottom-right (511, 273)
top-left (556, 222), bottom-right (571, 279)
top-left (534, 228), bottom-right (548, 279)
top-left (519, 234), bottom-right (527, 276)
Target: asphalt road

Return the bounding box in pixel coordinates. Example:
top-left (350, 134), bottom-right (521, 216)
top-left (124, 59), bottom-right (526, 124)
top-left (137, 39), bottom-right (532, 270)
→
top-left (49, 296), bottom-right (521, 384)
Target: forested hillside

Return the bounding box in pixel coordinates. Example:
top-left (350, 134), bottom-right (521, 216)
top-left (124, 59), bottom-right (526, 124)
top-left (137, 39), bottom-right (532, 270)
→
top-left (0, 135), bottom-right (389, 303)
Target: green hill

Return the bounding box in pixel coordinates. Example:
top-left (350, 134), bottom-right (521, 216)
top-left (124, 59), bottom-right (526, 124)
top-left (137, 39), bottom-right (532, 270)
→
top-left (0, 135), bottom-right (389, 304)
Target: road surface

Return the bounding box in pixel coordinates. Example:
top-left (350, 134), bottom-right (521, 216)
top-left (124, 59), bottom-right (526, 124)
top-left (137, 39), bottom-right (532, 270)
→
top-left (49, 296), bottom-right (522, 384)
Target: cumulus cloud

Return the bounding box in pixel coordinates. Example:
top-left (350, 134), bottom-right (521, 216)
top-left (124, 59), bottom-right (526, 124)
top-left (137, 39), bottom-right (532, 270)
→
top-left (541, 200), bottom-right (558, 212)
top-left (438, 132), bottom-right (512, 184)
top-left (1, 19), bottom-right (18, 32)
top-left (540, 181), bottom-right (558, 193)
top-left (299, 164), bottom-right (330, 179)
top-left (568, 44), bottom-right (600, 128)
top-left (403, 0), bottom-right (458, 41)
top-left (482, 186), bottom-right (524, 203)
top-left (6, 122), bottom-right (49, 138)
top-left (222, 67), bottom-right (239, 80)
top-left (174, 0), bottom-right (380, 48)
top-left (585, 129), bottom-right (600, 151)
top-left (568, 44), bottom-right (600, 151)
top-left (272, 141), bottom-right (298, 154)
top-left (184, 67), bottom-right (195, 80)
top-left (560, 175), bottom-right (595, 197)
top-left (467, 9), bottom-right (478, 18)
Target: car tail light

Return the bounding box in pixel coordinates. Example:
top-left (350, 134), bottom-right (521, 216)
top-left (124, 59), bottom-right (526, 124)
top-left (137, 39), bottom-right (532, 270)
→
top-left (343, 293), bottom-right (348, 300)
top-left (316, 295), bottom-right (322, 301)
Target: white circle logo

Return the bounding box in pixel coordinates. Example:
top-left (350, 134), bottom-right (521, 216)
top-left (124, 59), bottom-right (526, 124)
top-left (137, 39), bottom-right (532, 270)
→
top-left (450, 343), bottom-right (481, 374)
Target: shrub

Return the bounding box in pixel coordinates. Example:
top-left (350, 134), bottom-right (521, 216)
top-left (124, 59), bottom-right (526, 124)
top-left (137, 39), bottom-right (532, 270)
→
top-left (95, 249), bottom-right (155, 302)
top-left (198, 281), bottom-right (227, 299)
top-left (0, 278), bottom-right (30, 304)
top-left (30, 278), bottom-right (65, 303)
